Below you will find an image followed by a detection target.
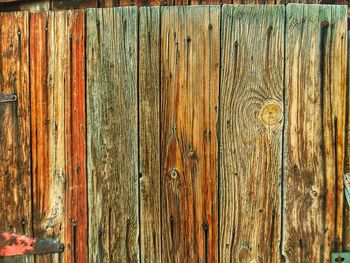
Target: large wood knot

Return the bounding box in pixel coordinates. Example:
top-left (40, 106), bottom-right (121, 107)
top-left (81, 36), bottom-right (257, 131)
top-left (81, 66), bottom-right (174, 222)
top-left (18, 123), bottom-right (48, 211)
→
top-left (259, 100), bottom-right (282, 126)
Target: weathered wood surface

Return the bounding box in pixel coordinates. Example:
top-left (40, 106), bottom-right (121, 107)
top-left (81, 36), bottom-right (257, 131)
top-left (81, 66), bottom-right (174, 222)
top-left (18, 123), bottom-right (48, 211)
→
top-left (0, 11), bottom-right (33, 263)
top-left (0, 5), bottom-right (350, 262)
top-left (160, 6), bottom-right (220, 263)
top-left (86, 7), bottom-right (139, 263)
top-left (31, 11), bottom-right (67, 263)
top-left (29, 12), bottom-right (52, 263)
top-left (139, 7), bottom-right (161, 263)
top-left (64, 10), bottom-right (87, 263)
top-left (30, 10), bottom-right (87, 263)
top-left (345, 30), bottom-right (350, 252)
top-left (283, 4), bottom-right (347, 262)
top-left (220, 5), bottom-right (284, 263)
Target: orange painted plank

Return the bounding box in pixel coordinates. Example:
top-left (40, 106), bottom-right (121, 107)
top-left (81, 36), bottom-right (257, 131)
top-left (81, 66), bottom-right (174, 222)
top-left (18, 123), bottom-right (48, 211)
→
top-left (30, 12), bottom-right (49, 243)
top-left (64, 10), bottom-right (87, 263)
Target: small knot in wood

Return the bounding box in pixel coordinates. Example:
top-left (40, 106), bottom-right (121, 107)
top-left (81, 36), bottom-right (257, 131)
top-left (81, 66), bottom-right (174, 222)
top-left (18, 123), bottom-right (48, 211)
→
top-left (170, 168), bottom-right (178, 179)
top-left (310, 188), bottom-right (319, 199)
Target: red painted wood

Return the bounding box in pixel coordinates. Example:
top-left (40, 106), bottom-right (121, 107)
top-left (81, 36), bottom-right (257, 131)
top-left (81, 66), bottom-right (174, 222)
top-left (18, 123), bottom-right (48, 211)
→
top-left (0, 233), bottom-right (35, 256)
top-left (0, 232), bottom-right (63, 256)
top-left (64, 10), bottom-right (88, 263)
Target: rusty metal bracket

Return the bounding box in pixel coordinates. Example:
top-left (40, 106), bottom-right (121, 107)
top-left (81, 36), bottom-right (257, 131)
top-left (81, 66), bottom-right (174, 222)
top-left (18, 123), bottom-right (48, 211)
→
top-left (0, 91), bottom-right (17, 103)
top-left (331, 252), bottom-right (350, 262)
top-left (0, 232), bottom-right (64, 257)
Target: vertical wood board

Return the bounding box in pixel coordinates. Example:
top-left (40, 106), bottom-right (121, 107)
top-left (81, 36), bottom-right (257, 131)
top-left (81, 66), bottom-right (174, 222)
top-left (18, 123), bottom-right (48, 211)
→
top-left (30, 10), bottom-right (87, 263)
top-left (160, 6), bottom-right (220, 263)
top-left (344, 30), bottom-right (350, 252)
top-left (0, 10), bottom-right (33, 263)
top-left (64, 10), bottom-right (87, 263)
top-left (283, 4), bottom-right (347, 262)
top-left (139, 6), bottom-right (161, 263)
top-left (29, 12), bottom-right (52, 263)
top-left (220, 5), bottom-right (284, 263)
top-left (32, 11), bottom-right (68, 263)
top-left (86, 7), bottom-right (139, 263)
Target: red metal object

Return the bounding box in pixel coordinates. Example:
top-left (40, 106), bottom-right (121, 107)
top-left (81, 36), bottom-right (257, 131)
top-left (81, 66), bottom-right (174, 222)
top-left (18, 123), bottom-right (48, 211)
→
top-left (0, 232), bottom-right (64, 256)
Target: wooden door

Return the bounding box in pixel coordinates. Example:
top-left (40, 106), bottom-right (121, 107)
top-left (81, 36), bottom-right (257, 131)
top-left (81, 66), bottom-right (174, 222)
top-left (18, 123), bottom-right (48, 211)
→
top-left (0, 4), bottom-right (348, 263)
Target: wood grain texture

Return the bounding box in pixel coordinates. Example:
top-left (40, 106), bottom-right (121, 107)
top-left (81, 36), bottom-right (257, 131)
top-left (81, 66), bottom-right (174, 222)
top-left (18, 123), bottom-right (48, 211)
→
top-left (29, 12), bottom-right (51, 263)
top-left (283, 4), bottom-right (347, 262)
top-left (0, 11), bottom-right (33, 263)
top-left (31, 11), bottom-right (68, 263)
top-left (30, 10), bottom-right (87, 263)
top-left (139, 7), bottom-right (161, 263)
top-left (160, 6), bottom-right (220, 263)
top-left (86, 7), bottom-right (139, 263)
top-left (64, 10), bottom-right (87, 263)
top-left (220, 5), bottom-right (284, 263)
top-left (344, 30), bottom-right (350, 252)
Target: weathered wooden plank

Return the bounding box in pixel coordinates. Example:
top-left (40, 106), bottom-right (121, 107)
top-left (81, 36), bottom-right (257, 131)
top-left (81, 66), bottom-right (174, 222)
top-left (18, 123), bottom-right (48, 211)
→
top-left (87, 7), bottom-right (139, 263)
top-left (161, 6), bottom-right (219, 263)
top-left (0, 11), bottom-right (33, 263)
top-left (30, 11), bottom-right (68, 263)
top-left (283, 4), bottom-right (347, 262)
top-left (64, 10), bottom-right (87, 263)
top-left (30, 10), bottom-right (87, 263)
top-left (29, 13), bottom-right (51, 263)
top-left (220, 5), bottom-right (284, 263)
top-left (344, 30), bottom-right (350, 252)
top-left (139, 7), bottom-right (161, 263)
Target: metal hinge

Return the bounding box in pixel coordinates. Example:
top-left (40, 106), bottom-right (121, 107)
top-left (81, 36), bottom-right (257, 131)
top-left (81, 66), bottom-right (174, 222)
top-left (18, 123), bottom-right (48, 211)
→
top-left (0, 91), bottom-right (17, 103)
top-left (331, 252), bottom-right (350, 262)
top-left (0, 232), bottom-right (64, 257)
